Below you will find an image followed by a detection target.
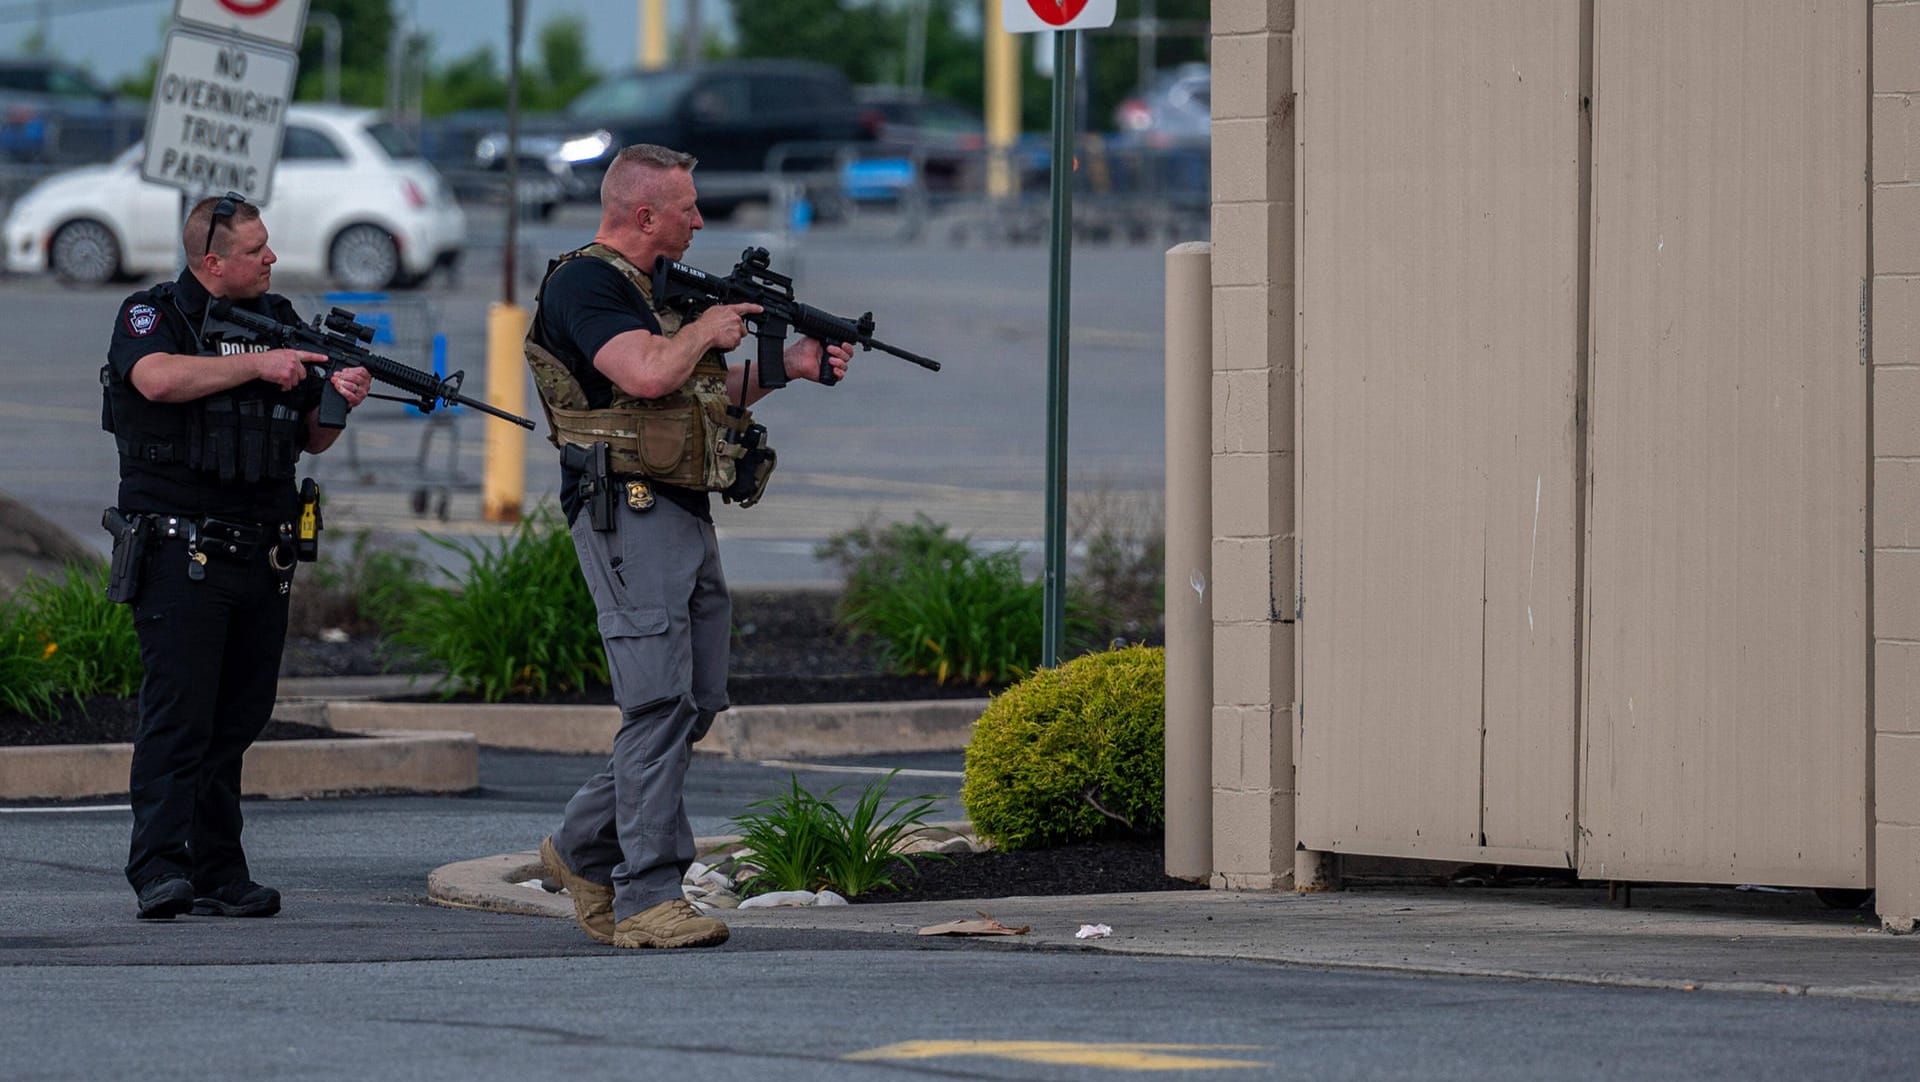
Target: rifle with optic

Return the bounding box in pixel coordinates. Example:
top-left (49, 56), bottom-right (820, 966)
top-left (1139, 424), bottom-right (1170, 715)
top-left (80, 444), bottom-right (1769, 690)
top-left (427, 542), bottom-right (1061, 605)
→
top-left (651, 246), bottom-right (942, 388)
top-left (203, 299), bottom-right (537, 431)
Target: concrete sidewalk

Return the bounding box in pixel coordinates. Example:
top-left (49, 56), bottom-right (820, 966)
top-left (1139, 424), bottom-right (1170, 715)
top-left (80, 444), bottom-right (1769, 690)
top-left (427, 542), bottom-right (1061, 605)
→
top-left (429, 848), bottom-right (1920, 1004)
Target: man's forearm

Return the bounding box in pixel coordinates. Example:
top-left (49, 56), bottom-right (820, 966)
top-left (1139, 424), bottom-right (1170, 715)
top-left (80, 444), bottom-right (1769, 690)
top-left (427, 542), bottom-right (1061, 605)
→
top-left (128, 351), bottom-right (264, 403)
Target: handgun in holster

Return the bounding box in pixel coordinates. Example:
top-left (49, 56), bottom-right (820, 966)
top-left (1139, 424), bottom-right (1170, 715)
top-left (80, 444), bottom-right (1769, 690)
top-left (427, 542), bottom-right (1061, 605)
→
top-left (101, 507), bottom-right (148, 604)
top-left (562, 441), bottom-right (617, 531)
top-left (297, 478), bottom-right (322, 561)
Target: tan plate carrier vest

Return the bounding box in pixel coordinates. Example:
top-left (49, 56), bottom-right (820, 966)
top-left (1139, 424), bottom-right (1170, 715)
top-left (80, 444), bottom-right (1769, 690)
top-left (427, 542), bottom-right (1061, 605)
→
top-left (525, 243), bottom-right (752, 492)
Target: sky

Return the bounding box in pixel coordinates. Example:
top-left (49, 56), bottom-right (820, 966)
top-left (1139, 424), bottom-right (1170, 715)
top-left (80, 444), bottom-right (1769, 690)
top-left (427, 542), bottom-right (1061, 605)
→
top-left (0, 0), bottom-right (736, 84)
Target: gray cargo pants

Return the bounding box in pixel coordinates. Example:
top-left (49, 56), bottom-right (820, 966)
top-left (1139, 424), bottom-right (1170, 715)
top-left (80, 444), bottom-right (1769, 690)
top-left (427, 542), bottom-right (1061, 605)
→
top-left (553, 497), bottom-right (730, 921)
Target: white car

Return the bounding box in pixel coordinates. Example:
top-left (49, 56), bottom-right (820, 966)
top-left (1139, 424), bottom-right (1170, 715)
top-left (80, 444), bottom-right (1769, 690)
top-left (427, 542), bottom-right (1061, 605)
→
top-left (2, 104), bottom-right (466, 291)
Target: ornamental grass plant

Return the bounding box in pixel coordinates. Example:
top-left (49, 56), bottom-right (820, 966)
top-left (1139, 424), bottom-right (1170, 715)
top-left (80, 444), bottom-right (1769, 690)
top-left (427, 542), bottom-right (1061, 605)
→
top-left (382, 512), bottom-right (605, 701)
top-left (822, 514), bottom-right (1099, 686)
top-left (16, 564), bottom-right (142, 701)
top-left (0, 599), bottom-right (62, 721)
top-left (0, 564), bottom-right (139, 723)
top-left (725, 770), bottom-right (945, 898)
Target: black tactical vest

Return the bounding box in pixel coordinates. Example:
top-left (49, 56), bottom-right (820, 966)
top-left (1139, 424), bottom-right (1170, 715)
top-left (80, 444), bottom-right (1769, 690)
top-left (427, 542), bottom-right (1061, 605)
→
top-left (102, 282), bottom-right (314, 487)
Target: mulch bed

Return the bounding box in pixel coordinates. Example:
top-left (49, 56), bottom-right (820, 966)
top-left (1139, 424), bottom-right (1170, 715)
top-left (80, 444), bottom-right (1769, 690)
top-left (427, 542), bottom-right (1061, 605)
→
top-left (0, 696), bottom-right (349, 747)
top-left (854, 835), bottom-right (1209, 905)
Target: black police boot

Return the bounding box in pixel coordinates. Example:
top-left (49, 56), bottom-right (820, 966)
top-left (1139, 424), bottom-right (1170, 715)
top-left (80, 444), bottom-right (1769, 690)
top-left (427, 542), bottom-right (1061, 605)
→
top-left (135, 875), bottom-right (195, 920)
top-left (192, 880), bottom-right (281, 918)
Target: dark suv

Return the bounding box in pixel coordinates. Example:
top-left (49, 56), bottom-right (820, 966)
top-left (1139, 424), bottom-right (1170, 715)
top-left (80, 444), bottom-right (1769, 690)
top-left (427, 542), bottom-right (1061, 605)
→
top-left (0, 58), bottom-right (144, 164)
top-left (476, 59), bottom-right (875, 216)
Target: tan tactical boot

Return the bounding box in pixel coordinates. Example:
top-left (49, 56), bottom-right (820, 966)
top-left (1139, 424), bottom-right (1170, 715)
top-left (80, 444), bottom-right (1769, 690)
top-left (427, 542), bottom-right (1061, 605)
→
top-left (611, 898), bottom-right (730, 949)
top-left (539, 836), bottom-right (614, 945)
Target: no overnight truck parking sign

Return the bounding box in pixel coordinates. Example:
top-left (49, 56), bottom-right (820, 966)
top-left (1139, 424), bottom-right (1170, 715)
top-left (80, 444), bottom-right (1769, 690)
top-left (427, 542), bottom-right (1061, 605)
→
top-left (140, 0), bottom-right (309, 201)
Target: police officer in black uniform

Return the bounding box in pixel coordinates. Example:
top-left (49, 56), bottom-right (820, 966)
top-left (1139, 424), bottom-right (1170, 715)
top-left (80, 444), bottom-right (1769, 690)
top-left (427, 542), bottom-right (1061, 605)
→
top-left (101, 192), bottom-right (371, 920)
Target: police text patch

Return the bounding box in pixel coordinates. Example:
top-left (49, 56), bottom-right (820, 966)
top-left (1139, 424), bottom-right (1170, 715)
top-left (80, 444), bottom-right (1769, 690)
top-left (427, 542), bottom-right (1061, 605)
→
top-left (125, 305), bottom-right (159, 337)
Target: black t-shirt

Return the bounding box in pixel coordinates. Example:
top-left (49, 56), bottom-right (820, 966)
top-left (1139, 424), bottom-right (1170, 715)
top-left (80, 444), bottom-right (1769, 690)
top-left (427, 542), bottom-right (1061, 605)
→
top-left (535, 255), bottom-right (713, 524)
top-left (105, 270), bottom-right (305, 522)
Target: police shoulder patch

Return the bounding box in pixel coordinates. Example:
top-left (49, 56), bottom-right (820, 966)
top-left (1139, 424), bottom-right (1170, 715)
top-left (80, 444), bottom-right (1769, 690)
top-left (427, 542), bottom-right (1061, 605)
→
top-left (125, 304), bottom-right (160, 338)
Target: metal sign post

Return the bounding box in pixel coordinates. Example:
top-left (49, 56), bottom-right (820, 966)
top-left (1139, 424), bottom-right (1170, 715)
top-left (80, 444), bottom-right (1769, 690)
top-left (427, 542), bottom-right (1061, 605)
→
top-left (1004, 1), bottom-right (1115, 667)
top-left (1041, 29), bottom-right (1075, 669)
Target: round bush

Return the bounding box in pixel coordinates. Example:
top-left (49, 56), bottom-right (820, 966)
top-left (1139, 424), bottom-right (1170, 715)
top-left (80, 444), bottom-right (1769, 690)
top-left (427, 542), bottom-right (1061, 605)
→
top-left (960, 645), bottom-right (1165, 851)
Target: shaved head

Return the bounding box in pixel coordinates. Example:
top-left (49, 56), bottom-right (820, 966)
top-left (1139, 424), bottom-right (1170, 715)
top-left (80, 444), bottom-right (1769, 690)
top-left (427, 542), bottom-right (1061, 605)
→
top-left (594, 143), bottom-right (704, 264)
top-left (600, 144), bottom-right (697, 222)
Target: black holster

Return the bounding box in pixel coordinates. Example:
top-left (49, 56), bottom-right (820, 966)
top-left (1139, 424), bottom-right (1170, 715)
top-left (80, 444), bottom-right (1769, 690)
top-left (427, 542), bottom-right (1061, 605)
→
top-left (102, 507), bottom-right (148, 604)
top-left (721, 417), bottom-right (776, 509)
top-left (562, 441), bottom-right (616, 531)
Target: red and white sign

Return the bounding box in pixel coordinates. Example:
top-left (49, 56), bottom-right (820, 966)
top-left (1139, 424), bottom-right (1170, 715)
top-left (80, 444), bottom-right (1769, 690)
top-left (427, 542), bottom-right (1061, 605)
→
top-left (172, 0), bottom-right (310, 50)
top-left (1003, 0), bottom-right (1116, 33)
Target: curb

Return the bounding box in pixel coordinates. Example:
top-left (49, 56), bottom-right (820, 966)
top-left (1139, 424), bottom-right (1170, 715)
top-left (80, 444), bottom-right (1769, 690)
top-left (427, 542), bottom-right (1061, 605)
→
top-left (0, 729), bottom-right (478, 803)
top-left (290, 698), bottom-right (990, 759)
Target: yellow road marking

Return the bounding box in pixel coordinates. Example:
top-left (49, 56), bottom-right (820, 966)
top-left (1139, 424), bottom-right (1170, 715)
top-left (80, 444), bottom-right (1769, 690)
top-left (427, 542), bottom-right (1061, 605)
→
top-left (844, 1040), bottom-right (1269, 1071)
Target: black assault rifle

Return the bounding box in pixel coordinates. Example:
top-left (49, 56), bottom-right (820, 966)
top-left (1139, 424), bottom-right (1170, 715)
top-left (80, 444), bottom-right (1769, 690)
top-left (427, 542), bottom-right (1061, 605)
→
top-left (651, 247), bottom-right (942, 389)
top-left (203, 299), bottom-right (536, 431)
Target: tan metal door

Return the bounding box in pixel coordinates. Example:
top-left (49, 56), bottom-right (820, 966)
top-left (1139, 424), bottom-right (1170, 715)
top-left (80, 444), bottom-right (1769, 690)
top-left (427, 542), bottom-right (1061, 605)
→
top-left (1580, 0), bottom-right (1869, 887)
top-left (1296, 0), bottom-right (1585, 865)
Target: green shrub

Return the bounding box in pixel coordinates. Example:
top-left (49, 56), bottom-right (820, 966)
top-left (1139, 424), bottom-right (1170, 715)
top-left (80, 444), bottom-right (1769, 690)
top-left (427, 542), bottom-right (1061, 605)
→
top-left (842, 547), bottom-right (1046, 685)
top-left (14, 564), bottom-right (141, 701)
top-left (0, 601), bottom-right (62, 721)
top-left (384, 512), bottom-right (605, 701)
top-left (725, 771), bottom-right (945, 898)
top-left (961, 644), bottom-right (1166, 851)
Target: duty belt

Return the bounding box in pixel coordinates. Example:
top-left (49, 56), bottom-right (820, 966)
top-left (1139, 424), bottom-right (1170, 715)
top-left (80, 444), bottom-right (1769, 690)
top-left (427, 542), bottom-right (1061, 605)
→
top-left (139, 512), bottom-right (289, 567)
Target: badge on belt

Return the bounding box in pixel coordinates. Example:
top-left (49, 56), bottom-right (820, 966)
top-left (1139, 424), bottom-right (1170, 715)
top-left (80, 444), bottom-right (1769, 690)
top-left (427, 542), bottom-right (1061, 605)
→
top-left (626, 480), bottom-right (655, 511)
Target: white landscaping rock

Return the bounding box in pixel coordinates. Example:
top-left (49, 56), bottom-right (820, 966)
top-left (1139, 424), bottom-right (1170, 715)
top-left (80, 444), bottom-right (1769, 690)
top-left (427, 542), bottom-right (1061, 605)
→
top-left (814, 890), bottom-right (849, 906)
top-left (738, 890), bottom-right (819, 908)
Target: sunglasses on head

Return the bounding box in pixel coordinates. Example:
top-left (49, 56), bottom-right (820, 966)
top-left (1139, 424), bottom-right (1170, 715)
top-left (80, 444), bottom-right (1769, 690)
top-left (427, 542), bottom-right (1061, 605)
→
top-left (205, 191), bottom-right (247, 257)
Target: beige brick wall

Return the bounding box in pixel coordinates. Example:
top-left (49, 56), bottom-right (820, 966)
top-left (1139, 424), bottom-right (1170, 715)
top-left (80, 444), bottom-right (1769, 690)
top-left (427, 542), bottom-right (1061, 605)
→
top-left (1875, 0), bottom-right (1920, 930)
top-left (1209, 1), bottom-right (1297, 891)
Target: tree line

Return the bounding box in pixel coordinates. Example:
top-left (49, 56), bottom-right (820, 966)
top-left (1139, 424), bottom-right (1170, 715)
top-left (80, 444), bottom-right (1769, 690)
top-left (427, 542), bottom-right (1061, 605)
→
top-left (103, 0), bottom-right (1209, 132)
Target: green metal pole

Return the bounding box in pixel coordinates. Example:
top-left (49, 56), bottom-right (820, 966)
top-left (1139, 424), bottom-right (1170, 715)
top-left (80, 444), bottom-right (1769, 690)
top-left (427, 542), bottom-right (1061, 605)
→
top-left (1043, 30), bottom-right (1076, 669)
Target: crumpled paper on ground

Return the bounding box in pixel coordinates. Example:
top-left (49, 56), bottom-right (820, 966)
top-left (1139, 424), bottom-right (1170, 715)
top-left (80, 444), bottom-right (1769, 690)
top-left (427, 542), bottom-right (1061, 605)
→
top-left (917, 912), bottom-right (1031, 936)
top-left (1075, 923), bottom-right (1113, 939)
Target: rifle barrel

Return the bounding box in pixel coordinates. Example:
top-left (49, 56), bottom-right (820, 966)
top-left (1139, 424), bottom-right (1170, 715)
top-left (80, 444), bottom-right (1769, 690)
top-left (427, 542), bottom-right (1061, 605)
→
top-left (869, 338), bottom-right (941, 372)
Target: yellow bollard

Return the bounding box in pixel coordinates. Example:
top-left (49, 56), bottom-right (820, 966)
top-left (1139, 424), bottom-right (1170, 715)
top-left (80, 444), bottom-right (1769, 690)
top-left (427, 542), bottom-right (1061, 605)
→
top-left (640, 0), bottom-right (668, 70)
top-left (984, 0), bottom-right (1021, 198)
top-left (483, 302), bottom-right (529, 522)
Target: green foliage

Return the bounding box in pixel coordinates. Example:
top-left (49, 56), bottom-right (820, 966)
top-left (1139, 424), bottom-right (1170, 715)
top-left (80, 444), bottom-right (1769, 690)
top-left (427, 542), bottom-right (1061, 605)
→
top-left (288, 530), bottom-right (432, 639)
top-left (532, 15), bottom-right (602, 110)
top-left (420, 15), bottom-right (604, 115)
top-left (822, 514), bottom-right (1099, 685)
top-left (729, 0), bottom-right (906, 86)
top-left (1068, 482), bottom-right (1165, 648)
top-left (296, 0), bottom-right (400, 106)
top-left (14, 565), bottom-right (141, 701)
top-left (383, 512), bottom-right (605, 702)
top-left (725, 771), bottom-right (945, 898)
top-left (843, 547), bottom-right (1046, 686)
top-left (0, 602), bottom-right (62, 721)
top-left (726, 775), bottom-right (838, 895)
top-left (421, 46), bottom-right (507, 114)
top-left (0, 564), bottom-right (140, 723)
top-left (819, 513), bottom-right (972, 616)
top-left (961, 644), bottom-right (1166, 851)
